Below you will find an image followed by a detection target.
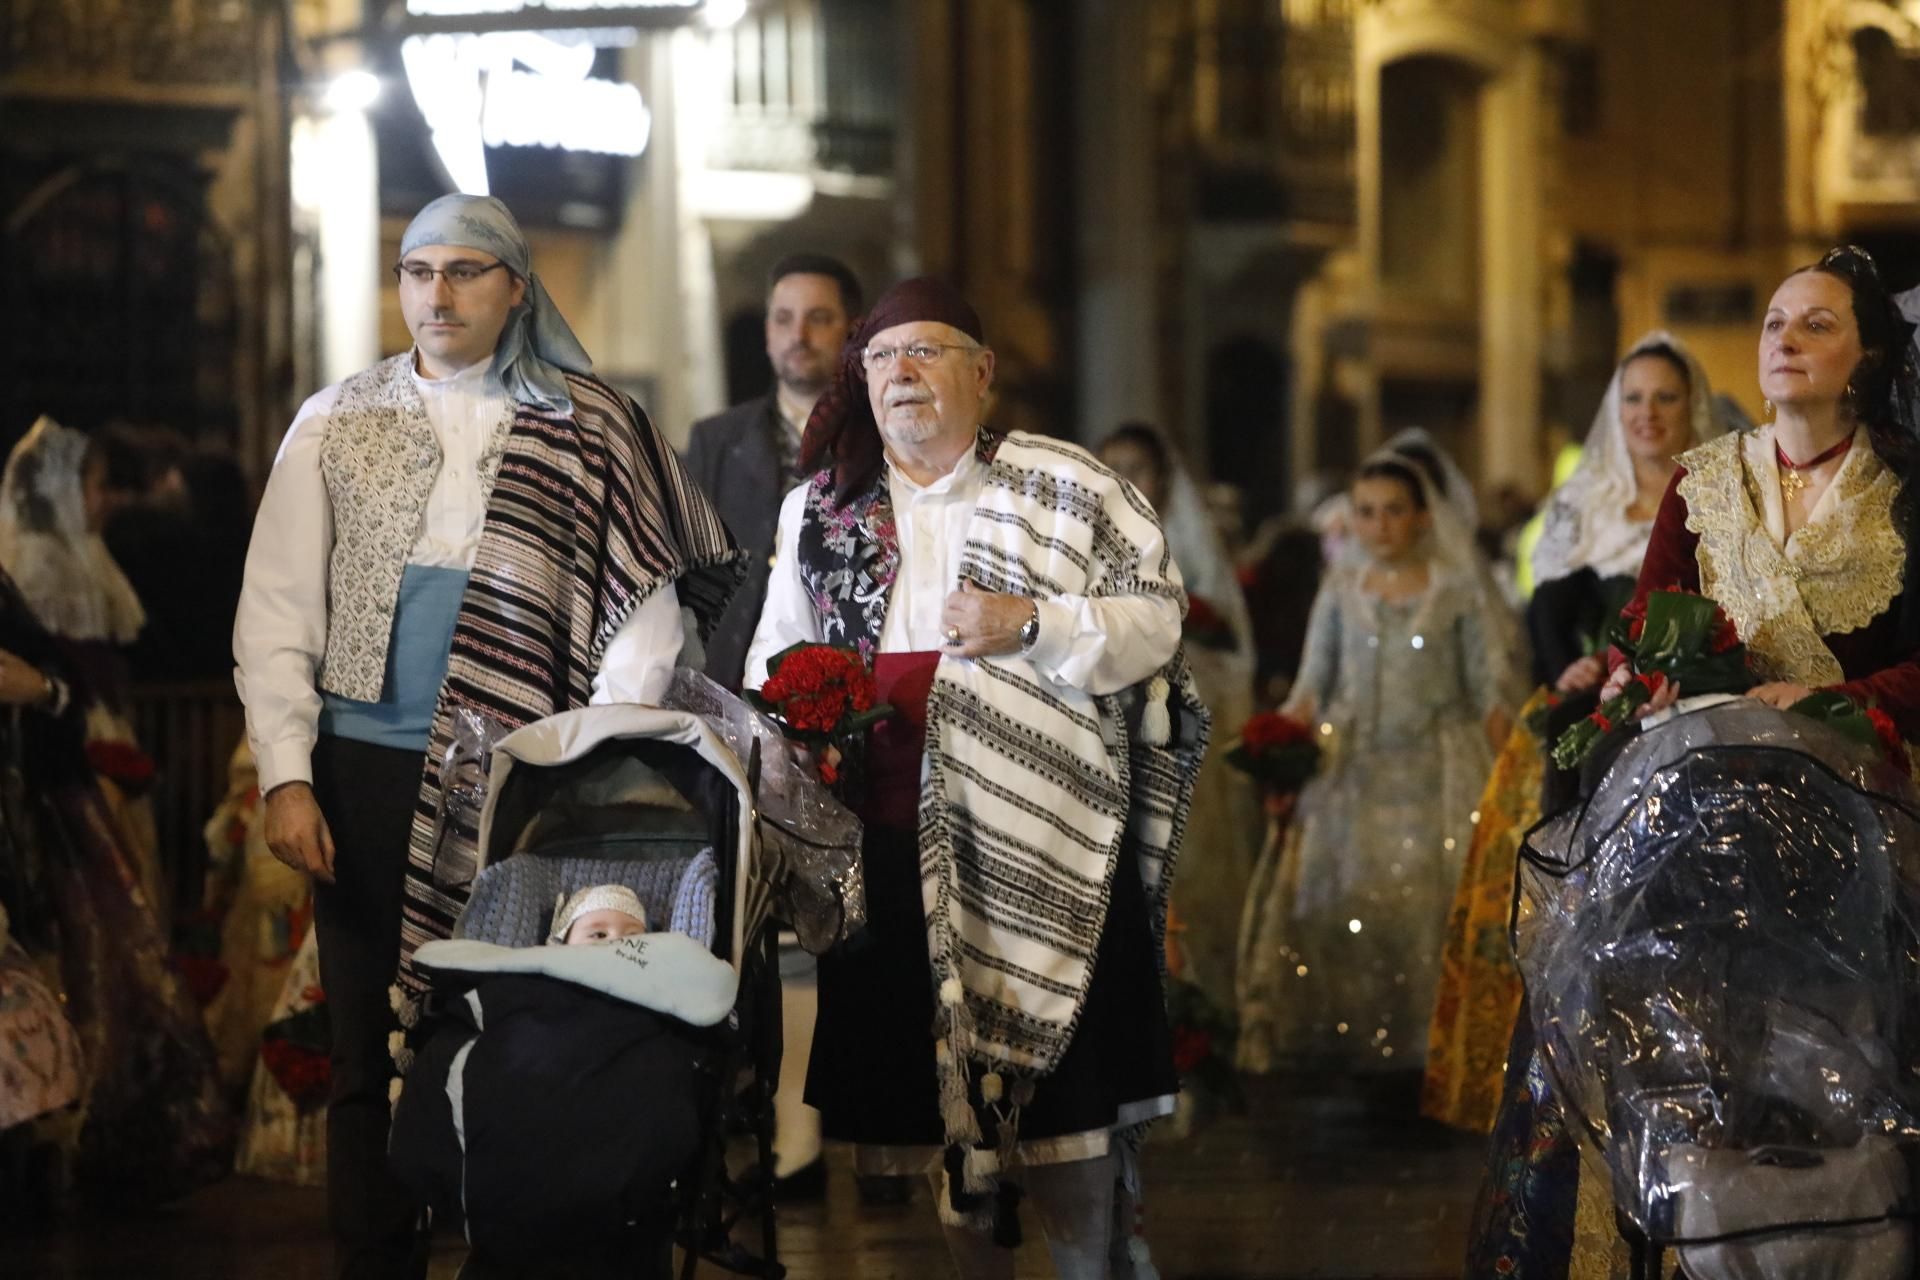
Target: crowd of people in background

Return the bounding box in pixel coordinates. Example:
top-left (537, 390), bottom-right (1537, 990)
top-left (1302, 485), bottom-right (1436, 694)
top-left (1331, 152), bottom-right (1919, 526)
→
top-left (4, 200), bottom-right (1920, 1280)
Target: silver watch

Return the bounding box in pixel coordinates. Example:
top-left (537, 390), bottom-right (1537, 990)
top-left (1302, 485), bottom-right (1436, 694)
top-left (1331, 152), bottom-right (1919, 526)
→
top-left (1019, 603), bottom-right (1040, 651)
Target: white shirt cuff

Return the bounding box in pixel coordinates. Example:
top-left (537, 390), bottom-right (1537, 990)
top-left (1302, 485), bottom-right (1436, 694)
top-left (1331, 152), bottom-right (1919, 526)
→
top-left (255, 738), bottom-right (316, 795)
top-left (1024, 596), bottom-right (1077, 673)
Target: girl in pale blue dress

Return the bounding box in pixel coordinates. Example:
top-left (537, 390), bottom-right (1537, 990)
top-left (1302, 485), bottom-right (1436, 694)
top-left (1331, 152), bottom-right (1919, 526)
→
top-left (1237, 450), bottom-right (1520, 1075)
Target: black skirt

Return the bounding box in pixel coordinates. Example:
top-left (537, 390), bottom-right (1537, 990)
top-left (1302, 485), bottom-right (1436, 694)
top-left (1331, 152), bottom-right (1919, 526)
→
top-left (804, 816), bottom-right (1177, 1146)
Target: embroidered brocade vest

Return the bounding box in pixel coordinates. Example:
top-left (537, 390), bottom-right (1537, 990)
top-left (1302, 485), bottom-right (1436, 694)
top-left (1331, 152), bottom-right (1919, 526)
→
top-left (794, 433), bottom-right (1001, 662)
top-left (316, 353), bottom-right (513, 702)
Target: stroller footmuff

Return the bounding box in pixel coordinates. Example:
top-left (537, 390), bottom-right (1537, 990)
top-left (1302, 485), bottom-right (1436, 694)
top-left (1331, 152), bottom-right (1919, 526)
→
top-left (390, 933), bottom-right (732, 1270)
top-left (389, 703), bottom-right (772, 1278)
top-left (1516, 699), bottom-right (1920, 1280)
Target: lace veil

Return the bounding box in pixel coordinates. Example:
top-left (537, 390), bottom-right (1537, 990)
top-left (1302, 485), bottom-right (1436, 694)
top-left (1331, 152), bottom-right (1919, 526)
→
top-left (1531, 331), bottom-right (1721, 586)
top-left (0, 416), bottom-right (145, 645)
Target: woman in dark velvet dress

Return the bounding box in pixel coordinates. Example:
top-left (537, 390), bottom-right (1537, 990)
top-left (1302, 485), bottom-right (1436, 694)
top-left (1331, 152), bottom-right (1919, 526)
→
top-left (0, 567), bottom-right (229, 1207)
top-left (1467, 246), bottom-right (1920, 1277)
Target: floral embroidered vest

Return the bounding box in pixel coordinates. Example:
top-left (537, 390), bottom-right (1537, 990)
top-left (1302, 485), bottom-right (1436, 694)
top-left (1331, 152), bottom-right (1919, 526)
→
top-left (795, 432), bottom-right (1001, 662)
top-left (316, 353), bottom-right (513, 702)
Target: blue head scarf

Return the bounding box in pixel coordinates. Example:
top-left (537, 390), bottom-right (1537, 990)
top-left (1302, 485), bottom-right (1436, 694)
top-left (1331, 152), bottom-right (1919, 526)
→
top-left (400, 194), bottom-right (593, 413)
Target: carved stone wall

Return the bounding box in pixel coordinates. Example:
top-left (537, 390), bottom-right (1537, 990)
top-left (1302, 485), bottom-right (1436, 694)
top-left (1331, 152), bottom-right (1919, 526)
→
top-left (1, 0), bottom-right (254, 92)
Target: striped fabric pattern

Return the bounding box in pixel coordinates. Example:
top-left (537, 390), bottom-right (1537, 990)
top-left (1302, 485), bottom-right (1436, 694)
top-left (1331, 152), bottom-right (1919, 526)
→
top-left (396, 373), bottom-right (745, 991)
top-left (921, 433), bottom-right (1209, 1081)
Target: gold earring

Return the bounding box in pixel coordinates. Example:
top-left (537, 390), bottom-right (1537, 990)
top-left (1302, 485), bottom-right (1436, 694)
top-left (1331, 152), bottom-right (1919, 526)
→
top-left (1764, 399), bottom-right (1774, 419)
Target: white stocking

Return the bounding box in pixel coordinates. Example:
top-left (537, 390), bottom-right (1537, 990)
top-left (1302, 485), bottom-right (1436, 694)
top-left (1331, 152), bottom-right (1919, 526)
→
top-left (1026, 1153), bottom-right (1119, 1280)
top-left (772, 941), bottom-right (822, 1176)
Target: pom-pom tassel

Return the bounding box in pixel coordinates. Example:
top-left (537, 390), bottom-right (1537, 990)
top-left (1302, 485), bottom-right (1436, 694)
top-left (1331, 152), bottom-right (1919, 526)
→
top-left (940, 1146), bottom-right (989, 1224)
top-left (980, 1071), bottom-right (1004, 1105)
top-left (962, 1145), bottom-right (1000, 1194)
top-left (943, 1095), bottom-right (984, 1147)
top-left (936, 1169), bottom-right (971, 1226)
top-left (939, 976), bottom-right (966, 1007)
top-left (1140, 676), bottom-right (1171, 746)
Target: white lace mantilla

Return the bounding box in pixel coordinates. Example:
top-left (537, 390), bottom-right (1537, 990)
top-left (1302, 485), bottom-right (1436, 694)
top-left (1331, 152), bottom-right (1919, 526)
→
top-left (1677, 427), bottom-right (1903, 687)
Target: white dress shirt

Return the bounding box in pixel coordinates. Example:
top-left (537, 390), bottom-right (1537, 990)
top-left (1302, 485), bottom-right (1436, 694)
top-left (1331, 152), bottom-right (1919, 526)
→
top-left (235, 352), bottom-right (684, 794)
top-left (745, 447), bottom-right (1181, 694)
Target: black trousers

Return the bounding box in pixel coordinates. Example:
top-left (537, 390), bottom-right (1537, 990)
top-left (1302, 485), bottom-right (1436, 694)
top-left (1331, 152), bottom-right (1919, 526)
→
top-left (312, 734), bottom-right (431, 1280)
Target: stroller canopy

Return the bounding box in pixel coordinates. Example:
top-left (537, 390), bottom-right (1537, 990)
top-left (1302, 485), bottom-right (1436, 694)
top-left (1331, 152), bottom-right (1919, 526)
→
top-left (474, 704), bottom-right (759, 968)
top-left (1516, 700), bottom-right (1920, 1259)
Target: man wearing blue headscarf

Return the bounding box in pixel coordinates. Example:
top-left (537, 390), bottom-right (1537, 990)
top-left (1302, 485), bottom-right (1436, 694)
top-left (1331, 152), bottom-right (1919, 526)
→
top-left (234, 194), bottom-right (743, 1278)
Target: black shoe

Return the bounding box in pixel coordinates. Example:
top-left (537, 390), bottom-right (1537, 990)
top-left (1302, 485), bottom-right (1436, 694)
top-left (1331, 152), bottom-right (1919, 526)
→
top-left (854, 1173), bottom-right (912, 1206)
top-left (771, 1157), bottom-right (827, 1203)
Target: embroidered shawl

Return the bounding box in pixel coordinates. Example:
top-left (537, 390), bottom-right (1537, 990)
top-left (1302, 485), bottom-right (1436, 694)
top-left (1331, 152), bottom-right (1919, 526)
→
top-left (1679, 427), bottom-right (1904, 686)
top-left (925, 434), bottom-right (1207, 1077)
top-left (395, 372), bottom-right (745, 992)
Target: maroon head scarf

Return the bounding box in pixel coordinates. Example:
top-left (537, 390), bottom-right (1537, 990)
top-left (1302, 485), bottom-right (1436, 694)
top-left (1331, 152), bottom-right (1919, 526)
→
top-left (798, 276), bottom-right (986, 504)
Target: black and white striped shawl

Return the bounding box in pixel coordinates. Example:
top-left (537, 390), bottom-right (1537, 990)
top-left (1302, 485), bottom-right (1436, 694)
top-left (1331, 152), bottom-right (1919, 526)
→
top-left (919, 433), bottom-right (1209, 1094)
top-left (395, 373), bottom-right (745, 993)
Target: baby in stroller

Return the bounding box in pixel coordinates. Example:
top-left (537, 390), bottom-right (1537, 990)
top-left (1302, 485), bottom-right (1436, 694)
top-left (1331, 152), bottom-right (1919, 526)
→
top-left (553, 884), bottom-right (651, 945)
top-left (388, 706), bottom-right (762, 1280)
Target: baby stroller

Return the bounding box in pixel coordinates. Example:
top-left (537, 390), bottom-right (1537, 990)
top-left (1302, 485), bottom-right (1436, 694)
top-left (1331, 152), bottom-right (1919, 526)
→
top-left (1516, 698), bottom-right (1920, 1280)
top-left (389, 701), bottom-right (791, 1279)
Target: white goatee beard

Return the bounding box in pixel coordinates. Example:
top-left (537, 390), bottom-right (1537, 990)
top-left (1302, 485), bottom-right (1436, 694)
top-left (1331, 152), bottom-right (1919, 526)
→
top-left (880, 416), bottom-right (942, 447)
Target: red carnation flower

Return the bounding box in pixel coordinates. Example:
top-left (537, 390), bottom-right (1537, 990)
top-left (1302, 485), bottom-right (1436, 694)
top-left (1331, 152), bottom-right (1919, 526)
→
top-left (86, 739), bottom-right (156, 790)
top-left (1171, 1025), bottom-right (1214, 1076)
top-left (1620, 595), bottom-right (1650, 644)
top-left (1868, 707), bottom-right (1907, 764)
top-left (1239, 712), bottom-right (1312, 753)
top-left (261, 1039), bottom-right (331, 1110)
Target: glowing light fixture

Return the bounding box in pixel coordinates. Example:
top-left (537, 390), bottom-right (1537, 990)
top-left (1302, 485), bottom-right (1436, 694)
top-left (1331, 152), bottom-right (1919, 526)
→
top-left (401, 31), bottom-right (652, 196)
top-left (324, 69), bottom-right (383, 113)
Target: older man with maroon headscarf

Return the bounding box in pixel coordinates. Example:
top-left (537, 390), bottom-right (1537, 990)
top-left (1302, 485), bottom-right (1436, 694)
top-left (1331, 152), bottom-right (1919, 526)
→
top-left (745, 278), bottom-right (1208, 1276)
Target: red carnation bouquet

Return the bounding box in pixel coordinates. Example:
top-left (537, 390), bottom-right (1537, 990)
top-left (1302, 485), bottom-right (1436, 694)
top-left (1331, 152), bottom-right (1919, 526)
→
top-left (261, 992), bottom-right (331, 1111)
top-left (1165, 977), bottom-right (1244, 1124)
top-left (747, 643), bottom-right (895, 789)
top-left (1225, 711), bottom-right (1322, 797)
top-left (1788, 691), bottom-right (1910, 771)
top-left (1552, 589), bottom-right (1751, 770)
top-left (86, 738), bottom-right (157, 796)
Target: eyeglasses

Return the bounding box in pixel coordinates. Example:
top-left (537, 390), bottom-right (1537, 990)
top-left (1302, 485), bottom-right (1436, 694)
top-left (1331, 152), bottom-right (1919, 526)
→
top-left (393, 260), bottom-right (511, 287)
top-left (860, 342), bottom-right (980, 373)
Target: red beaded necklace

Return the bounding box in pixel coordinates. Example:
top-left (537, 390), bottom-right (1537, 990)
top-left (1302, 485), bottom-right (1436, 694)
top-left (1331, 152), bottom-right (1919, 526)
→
top-left (1775, 434), bottom-right (1853, 500)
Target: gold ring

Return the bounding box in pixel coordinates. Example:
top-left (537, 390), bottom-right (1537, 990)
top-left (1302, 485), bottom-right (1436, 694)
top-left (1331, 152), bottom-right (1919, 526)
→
top-left (945, 626), bottom-right (962, 646)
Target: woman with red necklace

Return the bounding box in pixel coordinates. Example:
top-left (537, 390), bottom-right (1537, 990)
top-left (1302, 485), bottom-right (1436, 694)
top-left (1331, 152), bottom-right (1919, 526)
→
top-left (1607, 244), bottom-right (1920, 731)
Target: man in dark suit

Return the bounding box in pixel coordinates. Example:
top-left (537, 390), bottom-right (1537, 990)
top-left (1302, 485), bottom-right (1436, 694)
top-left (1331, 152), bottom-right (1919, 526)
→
top-left (685, 254), bottom-right (862, 689)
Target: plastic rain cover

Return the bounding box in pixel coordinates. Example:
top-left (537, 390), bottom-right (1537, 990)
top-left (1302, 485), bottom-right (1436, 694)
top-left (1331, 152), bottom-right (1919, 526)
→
top-left (1516, 699), bottom-right (1920, 1279)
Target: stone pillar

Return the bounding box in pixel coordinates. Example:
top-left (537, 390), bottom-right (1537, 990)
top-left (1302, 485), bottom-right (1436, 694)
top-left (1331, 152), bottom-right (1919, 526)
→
top-left (1071, 0), bottom-right (1161, 439)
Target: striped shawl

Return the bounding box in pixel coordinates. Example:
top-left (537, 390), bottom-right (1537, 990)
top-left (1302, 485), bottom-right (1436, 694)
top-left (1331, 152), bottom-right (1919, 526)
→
top-left (920, 433), bottom-right (1209, 1092)
top-left (395, 373), bottom-right (745, 992)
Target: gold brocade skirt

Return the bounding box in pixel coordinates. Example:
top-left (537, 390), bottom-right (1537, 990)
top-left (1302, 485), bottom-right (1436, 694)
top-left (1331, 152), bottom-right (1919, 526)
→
top-left (1420, 688), bottom-right (1547, 1133)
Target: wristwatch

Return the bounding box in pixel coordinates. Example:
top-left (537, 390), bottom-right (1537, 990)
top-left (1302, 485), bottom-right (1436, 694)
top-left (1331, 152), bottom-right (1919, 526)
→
top-left (1018, 602), bottom-right (1040, 652)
